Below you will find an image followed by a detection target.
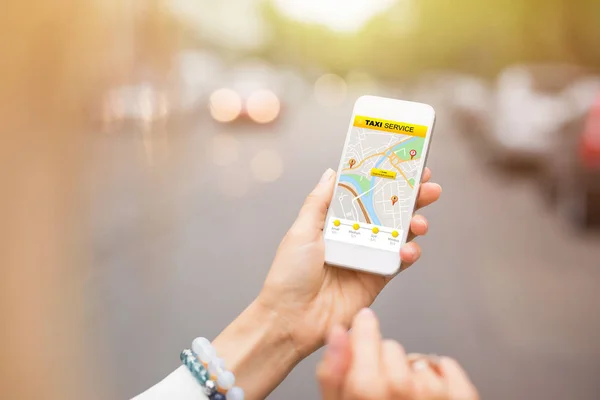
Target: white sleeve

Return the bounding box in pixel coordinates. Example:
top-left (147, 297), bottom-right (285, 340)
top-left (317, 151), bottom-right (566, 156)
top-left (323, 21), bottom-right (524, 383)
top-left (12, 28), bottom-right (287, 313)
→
top-left (132, 366), bottom-right (209, 400)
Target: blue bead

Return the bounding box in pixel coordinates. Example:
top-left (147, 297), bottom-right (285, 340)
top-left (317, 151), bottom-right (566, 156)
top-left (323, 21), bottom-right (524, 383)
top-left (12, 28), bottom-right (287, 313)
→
top-left (210, 393), bottom-right (226, 400)
top-left (192, 363), bottom-right (209, 384)
top-left (180, 349), bottom-right (193, 362)
top-left (191, 362), bottom-right (202, 376)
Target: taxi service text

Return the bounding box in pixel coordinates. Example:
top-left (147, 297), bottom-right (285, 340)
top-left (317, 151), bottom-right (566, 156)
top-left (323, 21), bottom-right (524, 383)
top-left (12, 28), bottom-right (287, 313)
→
top-left (353, 116), bottom-right (428, 138)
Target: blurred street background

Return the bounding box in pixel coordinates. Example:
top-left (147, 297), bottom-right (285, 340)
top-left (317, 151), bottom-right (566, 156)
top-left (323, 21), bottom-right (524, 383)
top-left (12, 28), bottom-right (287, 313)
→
top-left (41, 0), bottom-right (600, 398)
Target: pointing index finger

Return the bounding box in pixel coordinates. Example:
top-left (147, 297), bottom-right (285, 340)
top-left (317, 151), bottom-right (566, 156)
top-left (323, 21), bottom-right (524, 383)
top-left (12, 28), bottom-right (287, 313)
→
top-left (348, 308), bottom-right (382, 382)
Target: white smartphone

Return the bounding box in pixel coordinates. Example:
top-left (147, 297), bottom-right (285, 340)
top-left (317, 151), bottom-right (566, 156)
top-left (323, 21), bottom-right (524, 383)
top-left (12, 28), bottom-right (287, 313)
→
top-left (324, 95), bottom-right (436, 276)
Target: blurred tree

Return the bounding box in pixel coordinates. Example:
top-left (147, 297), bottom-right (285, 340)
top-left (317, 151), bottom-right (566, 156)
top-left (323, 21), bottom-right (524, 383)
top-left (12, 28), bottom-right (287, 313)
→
top-left (260, 1), bottom-right (355, 75)
top-left (260, 0), bottom-right (600, 79)
top-left (134, 0), bottom-right (184, 83)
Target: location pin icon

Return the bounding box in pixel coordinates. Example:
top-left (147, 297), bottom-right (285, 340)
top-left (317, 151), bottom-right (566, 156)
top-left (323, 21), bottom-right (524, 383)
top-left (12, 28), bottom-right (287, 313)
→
top-left (349, 158), bottom-right (356, 168)
top-left (391, 195), bottom-right (398, 206)
top-left (410, 149), bottom-right (417, 160)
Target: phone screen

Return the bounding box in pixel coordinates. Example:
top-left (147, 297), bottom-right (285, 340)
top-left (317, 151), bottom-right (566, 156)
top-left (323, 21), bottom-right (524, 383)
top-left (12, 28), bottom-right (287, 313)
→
top-left (325, 115), bottom-right (430, 252)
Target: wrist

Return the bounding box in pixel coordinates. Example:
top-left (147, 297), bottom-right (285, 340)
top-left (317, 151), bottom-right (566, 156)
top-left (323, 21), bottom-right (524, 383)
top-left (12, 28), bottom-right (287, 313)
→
top-left (211, 299), bottom-right (302, 399)
top-left (256, 291), bottom-right (328, 358)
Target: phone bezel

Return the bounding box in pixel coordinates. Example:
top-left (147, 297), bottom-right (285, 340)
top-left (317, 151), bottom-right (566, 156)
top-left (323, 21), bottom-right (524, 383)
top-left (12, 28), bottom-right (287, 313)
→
top-left (324, 95), bottom-right (436, 276)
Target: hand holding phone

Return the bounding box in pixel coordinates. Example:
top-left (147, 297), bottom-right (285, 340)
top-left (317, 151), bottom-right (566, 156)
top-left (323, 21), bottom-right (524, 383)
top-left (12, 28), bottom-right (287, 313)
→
top-left (256, 97), bottom-right (439, 360)
top-left (325, 96), bottom-right (436, 276)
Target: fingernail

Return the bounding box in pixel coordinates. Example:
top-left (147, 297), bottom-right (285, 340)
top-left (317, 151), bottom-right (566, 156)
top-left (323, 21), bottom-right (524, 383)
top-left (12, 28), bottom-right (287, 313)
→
top-left (427, 353), bottom-right (441, 364)
top-left (320, 168), bottom-right (335, 183)
top-left (412, 360), bottom-right (429, 371)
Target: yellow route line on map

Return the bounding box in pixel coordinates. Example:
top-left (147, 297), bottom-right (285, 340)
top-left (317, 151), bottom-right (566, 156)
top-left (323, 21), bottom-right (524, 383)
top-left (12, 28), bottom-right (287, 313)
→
top-left (342, 137), bottom-right (414, 172)
top-left (388, 152), bottom-right (417, 189)
top-left (342, 151), bottom-right (385, 172)
top-left (342, 148), bottom-right (419, 190)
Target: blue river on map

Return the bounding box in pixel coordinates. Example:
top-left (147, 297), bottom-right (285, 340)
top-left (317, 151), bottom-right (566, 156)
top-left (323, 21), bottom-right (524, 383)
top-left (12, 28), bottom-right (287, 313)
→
top-left (339, 137), bottom-right (417, 226)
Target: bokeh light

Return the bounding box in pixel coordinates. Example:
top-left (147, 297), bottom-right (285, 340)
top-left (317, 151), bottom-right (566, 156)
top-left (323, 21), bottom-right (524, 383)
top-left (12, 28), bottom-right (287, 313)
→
top-left (138, 87), bottom-right (155, 124)
top-left (247, 89), bottom-right (281, 124)
top-left (210, 88), bottom-right (242, 122)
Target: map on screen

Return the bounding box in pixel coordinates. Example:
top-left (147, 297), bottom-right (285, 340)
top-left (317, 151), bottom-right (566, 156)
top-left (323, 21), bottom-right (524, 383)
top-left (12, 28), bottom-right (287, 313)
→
top-left (325, 115), bottom-right (430, 252)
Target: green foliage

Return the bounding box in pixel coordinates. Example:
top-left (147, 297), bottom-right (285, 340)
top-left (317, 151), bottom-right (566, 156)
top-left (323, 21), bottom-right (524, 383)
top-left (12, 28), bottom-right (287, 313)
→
top-left (260, 0), bottom-right (600, 78)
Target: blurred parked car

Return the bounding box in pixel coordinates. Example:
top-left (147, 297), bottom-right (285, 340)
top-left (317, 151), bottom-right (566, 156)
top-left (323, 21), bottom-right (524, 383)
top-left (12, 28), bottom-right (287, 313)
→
top-left (451, 75), bottom-right (492, 138)
top-left (100, 82), bottom-right (169, 131)
top-left (541, 94), bottom-right (600, 229)
top-left (478, 64), bottom-right (587, 171)
top-left (90, 51), bottom-right (225, 132)
top-left (209, 60), bottom-right (285, 126)
top-left (411, 71), bottom-right (491, 140)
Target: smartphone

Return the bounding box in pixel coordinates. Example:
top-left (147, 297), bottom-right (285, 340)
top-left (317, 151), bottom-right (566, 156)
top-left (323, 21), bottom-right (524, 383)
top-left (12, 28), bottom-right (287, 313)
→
top-left (324, 96), bottom-right (436, 276)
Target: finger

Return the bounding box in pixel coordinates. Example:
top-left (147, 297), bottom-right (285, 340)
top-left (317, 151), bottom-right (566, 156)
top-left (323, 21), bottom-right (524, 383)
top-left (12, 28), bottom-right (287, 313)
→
top-left (421, 167), bottom-right (432, 183)
top-left (293, 168), bottom-right (336, 232)
top-left (415, 182), bottom-right (442, 210)
top-left (399, 242), bottom-right (421, 270)
top-left (350, 308), bottom-right (381, 372)
top-left (345, 308), bottom-right (383, 397)
top-left (440, 357), bottom-right (479, 400)
top-left (412, 358), bottom-right (447, 399)
top-left (381, 340), bottom-right (413, 398)
top-left (407, 214), bottom-right (428, 242)
top-left (317, 325), bottom-right (352, 400)
top-left (383, 240), bottom-right (422, 282)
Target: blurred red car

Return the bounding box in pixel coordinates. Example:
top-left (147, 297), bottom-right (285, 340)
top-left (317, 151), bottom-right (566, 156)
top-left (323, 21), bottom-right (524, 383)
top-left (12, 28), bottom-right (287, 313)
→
top-left (543, 94), bottom-right (600, 229)
top-left (580, 97), bottom-right (600, 171)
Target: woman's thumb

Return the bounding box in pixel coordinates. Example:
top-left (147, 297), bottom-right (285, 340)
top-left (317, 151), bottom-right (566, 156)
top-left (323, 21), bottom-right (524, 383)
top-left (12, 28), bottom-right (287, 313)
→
top-left (294, 168), bottom-right (336, 232)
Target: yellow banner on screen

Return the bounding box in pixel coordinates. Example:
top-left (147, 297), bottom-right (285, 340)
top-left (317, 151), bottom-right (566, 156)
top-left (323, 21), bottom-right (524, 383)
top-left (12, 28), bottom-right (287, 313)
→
top-left (370, 168), bottom-right (397, 180)
top-left (354, 116), bottom-right (428, 138)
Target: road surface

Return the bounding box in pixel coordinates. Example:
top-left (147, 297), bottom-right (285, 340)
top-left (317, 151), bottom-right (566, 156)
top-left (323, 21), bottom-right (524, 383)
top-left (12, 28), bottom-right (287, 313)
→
top-left (86, 88), bottom-right (600, 400)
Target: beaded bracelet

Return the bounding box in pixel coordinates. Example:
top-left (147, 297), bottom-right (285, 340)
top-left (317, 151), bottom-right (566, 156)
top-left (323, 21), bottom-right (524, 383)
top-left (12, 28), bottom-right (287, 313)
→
top-left (180, 337), bottom-right (244, 400)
